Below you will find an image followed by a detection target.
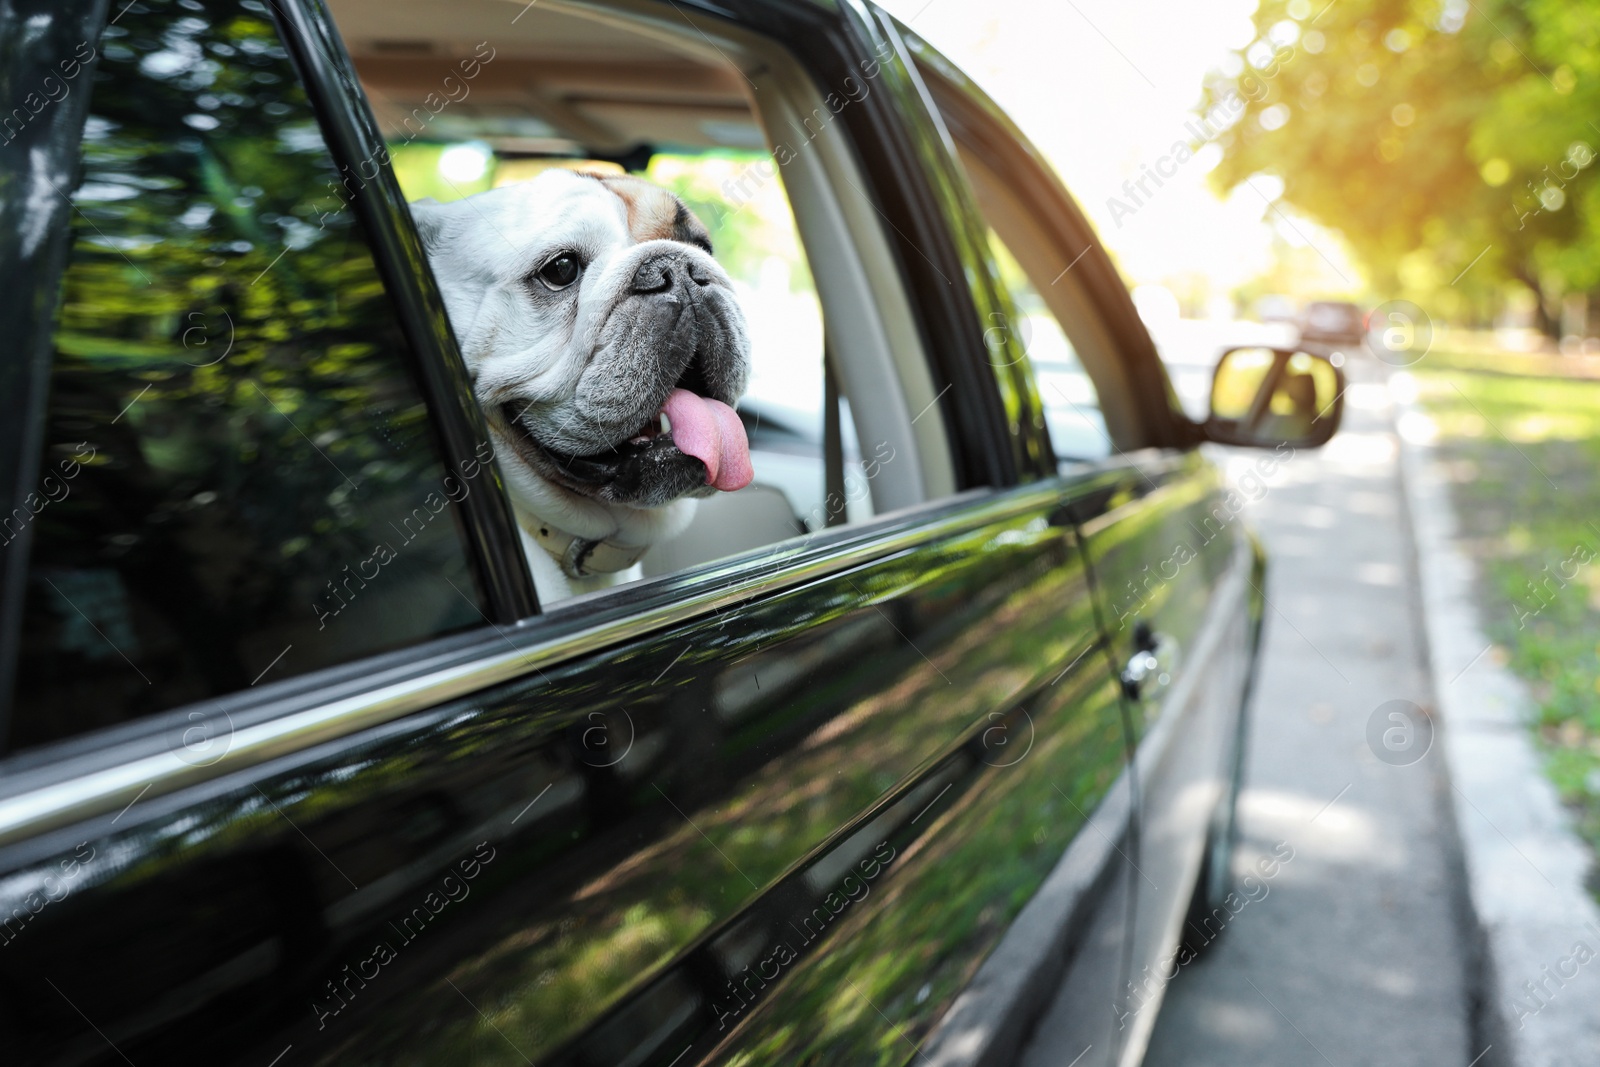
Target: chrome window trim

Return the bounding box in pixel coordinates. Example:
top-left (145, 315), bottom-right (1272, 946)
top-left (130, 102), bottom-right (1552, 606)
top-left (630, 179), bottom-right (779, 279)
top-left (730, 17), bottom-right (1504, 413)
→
top-left (0, 481), bottom-right (1080, 850)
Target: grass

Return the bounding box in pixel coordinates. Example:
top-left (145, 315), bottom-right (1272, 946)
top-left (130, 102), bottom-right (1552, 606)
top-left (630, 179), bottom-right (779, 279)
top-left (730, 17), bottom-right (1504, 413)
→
top-left (1412, 348), bottom-right (1600, 890)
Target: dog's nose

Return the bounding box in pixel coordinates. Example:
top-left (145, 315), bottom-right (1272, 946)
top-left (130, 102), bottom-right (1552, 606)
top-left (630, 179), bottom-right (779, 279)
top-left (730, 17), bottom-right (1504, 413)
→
top-left (630, 250), bottom-right (712, 294)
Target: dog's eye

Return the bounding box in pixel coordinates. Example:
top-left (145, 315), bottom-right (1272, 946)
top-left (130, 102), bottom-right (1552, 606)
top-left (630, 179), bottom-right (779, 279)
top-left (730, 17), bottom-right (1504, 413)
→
top-left (536, 252), bottom-right (582, 290)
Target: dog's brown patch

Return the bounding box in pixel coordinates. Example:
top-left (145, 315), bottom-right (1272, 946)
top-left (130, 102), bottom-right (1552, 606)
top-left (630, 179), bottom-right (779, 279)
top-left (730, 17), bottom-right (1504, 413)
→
top-left (579, 172), bottom-right (713, 253)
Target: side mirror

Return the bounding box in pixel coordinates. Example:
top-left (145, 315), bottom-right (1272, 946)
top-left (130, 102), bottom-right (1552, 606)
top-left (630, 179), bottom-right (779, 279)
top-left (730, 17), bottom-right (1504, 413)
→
top-left (1204, 346), bottom-right (1345, 449)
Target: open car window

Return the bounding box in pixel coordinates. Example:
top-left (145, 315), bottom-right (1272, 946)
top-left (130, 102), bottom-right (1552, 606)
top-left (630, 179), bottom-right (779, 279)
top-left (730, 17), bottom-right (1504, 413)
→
top-left (327, 0), bottom-right (960, 603)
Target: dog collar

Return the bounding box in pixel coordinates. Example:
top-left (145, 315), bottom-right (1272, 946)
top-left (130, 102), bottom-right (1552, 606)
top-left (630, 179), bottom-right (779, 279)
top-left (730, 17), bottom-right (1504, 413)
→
top-left (521, 517), bottom-right (649, 580)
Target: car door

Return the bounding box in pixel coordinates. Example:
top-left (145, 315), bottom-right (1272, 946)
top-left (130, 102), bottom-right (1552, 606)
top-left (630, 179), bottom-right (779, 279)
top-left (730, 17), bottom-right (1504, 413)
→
top-left (916, 58), bottom-right (1263, 1067)
top-left (952, 125), bottom-right (1263, 1067)
top-left (898, 22), bottom-right (1266, 1067)
top-left (1067, 448), bottom-right (1262, 1060)
top-left (0, 4), bottom-right (1128, 1067)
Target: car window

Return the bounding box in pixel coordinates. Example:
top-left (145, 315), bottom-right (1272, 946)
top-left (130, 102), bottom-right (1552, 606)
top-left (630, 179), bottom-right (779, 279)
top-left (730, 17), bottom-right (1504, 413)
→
top-left (944, 131), bottom-right (1130, 465)
top-left (985, 231), bottom-right (1112, 463)
top-left (390, 151), bottom-right (856, 544)
top-left (7, 0), bottom-right (485, 753)
top-left (910, 46), bottom-right (1150, 461)
top-left (332, 0), bottom-right (957, 601)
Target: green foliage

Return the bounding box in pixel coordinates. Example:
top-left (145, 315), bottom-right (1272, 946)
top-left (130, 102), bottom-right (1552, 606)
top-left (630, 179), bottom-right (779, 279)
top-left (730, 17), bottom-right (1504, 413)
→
top-left (646, 152), bottom-right (815, 294)
top-left (1207, 0), bottom-right (1600, 323)
top-left (388, 142), bottom-right (497, 203)
top-left (1414, 357), bottom-right (1600, 894)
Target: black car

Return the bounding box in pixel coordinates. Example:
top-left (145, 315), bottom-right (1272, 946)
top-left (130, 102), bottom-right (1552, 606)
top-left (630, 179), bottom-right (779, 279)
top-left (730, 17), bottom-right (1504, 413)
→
top-left (1298, 299), bottom-right (1367, 349)
top-left (0, 1), bottom-right (1343, 1065)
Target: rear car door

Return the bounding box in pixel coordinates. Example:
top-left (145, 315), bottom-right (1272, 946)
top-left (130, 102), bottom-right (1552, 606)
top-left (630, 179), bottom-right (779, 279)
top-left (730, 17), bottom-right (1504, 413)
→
top-left (0, 3), bottom-right (1129, 1066)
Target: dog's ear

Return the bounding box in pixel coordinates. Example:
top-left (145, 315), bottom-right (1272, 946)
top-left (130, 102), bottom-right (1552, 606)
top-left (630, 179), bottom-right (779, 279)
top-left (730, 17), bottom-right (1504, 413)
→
top-left (409, 198), bottom-right (447, 251)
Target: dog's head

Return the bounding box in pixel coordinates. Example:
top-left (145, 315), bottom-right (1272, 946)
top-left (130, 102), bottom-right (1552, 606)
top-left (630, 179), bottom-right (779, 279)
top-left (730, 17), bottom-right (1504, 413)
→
top-left (413, 169), bottom-right (752, 524)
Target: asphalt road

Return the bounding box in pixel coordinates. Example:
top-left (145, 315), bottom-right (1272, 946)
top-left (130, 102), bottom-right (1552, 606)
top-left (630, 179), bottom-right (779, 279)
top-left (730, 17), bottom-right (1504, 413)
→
top-left (1135, 329), bottom-right (1482, 1066)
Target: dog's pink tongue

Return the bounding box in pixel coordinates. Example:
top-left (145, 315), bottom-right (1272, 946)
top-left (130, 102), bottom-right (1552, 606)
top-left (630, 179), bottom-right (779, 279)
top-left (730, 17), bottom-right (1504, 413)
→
top-left (662, 388), bottom-right (753, 491)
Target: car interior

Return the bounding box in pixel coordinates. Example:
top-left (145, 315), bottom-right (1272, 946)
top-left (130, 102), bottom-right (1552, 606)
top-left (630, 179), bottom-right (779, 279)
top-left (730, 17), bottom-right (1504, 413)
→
top-left (325, 0), bottom-right (962, 590)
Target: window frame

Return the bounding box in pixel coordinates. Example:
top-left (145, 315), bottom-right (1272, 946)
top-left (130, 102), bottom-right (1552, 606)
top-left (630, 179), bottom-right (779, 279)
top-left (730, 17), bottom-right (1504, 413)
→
top-left (274, 0), bottom-right (540, 624)
top-left (857, 5), bottom-right (1050, 484)
top-left (312, 0), bottom-right (1011, 585)
top-left (0, 0), bottom-right (113, 765)
top-left (980, 225), bottom-right (1117, 466)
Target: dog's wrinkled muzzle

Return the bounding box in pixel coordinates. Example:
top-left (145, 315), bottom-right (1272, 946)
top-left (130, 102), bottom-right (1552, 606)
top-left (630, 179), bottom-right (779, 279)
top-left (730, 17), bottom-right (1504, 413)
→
top-left (502, 247), bottom-right (752, 507)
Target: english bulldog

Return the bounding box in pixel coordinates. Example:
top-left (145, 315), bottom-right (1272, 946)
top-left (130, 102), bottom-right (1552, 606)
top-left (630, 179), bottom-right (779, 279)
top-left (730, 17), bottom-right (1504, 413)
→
top-left (412, 168), bottom-right (753, 603)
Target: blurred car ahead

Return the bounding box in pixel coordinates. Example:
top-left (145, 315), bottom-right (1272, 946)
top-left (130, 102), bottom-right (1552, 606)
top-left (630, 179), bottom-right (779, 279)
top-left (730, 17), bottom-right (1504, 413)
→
top-left (1298, 299), bottom-right (1367, 348)
top-left (1252, 294), bottom-right (1299, 324)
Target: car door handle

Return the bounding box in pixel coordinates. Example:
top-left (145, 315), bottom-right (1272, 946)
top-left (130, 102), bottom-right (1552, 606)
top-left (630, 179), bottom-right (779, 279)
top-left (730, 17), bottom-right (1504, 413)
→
top-left (1119, 625), bottom-right (1175, 702)
top-left (1120, 650), bottom-right (1161, 700)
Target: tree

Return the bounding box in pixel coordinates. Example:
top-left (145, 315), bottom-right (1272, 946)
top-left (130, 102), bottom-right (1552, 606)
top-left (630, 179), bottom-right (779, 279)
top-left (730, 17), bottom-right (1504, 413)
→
top-left (1203, 0), bottom-right (1600, 334)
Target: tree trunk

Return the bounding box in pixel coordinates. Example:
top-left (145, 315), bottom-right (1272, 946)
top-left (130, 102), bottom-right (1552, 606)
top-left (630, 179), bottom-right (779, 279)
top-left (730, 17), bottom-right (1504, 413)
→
top-left (1511, 264), bottom-right (1560, 339)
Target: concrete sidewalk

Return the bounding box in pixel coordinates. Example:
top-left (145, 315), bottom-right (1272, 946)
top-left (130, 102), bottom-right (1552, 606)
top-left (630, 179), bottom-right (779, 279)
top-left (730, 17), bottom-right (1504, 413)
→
top-left (1142, 356), bottom-right (1485, 1066)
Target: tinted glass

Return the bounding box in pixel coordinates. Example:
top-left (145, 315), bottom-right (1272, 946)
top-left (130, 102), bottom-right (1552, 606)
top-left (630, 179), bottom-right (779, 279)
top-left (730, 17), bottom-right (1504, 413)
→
top-left (986, 231), bottom-right (1112, 463)
top-left (8, 0), bottom-right (483, 752)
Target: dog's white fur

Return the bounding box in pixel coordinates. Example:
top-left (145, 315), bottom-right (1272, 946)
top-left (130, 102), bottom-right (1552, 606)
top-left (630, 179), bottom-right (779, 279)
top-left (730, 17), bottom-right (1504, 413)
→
top-left (412, 169), bottom-right (750, 603)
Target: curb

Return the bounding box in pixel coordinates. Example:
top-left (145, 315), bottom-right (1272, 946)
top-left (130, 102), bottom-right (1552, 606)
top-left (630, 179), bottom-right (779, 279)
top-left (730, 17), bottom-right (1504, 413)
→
top-left (1391, 369), bottom-right (1600, 1067)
